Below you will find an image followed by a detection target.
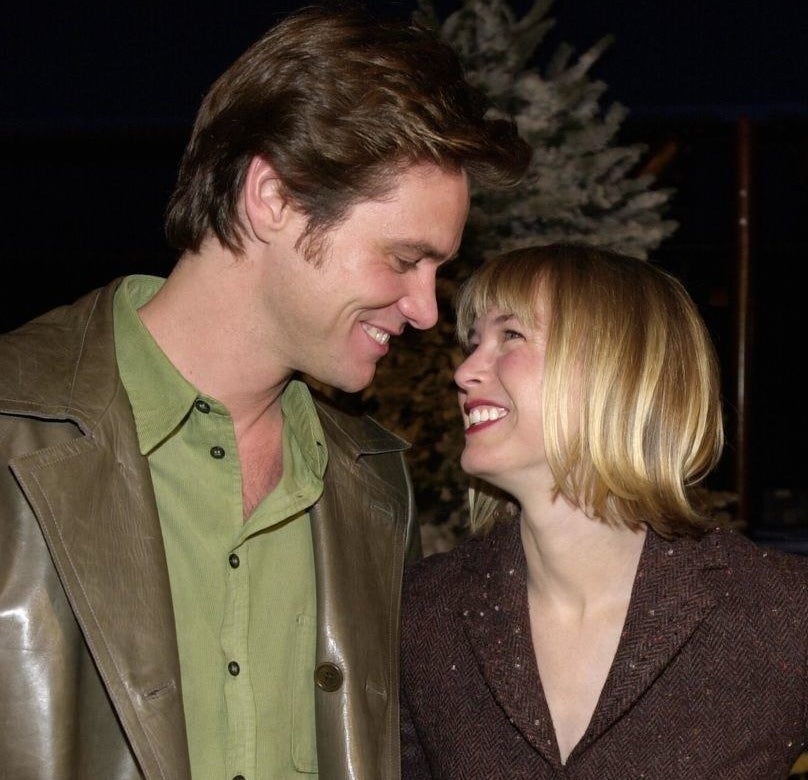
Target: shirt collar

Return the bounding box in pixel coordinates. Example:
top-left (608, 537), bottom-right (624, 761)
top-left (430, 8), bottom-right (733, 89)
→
top-left (113, 275), bottom-right (328, 477)
top-left (114, 275), bottom-right (199, 455)
top-left (281, 379), bottom-right (328, 480)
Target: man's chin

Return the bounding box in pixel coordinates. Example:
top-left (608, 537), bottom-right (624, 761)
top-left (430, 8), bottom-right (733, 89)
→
top-left (306, 366), bottom-right (377, 396)
top-left (338, 371), bottom-right (376, 394)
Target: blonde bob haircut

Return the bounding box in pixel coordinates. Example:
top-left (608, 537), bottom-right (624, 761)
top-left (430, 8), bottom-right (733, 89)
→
top-left (454, 243), bottom-right (725, 539)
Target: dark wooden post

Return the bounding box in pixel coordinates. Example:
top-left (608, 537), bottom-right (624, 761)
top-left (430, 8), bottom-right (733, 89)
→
top-left (735, 117), bottom-right (753, 529)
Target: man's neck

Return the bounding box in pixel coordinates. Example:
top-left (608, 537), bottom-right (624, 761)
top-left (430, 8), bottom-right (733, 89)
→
top-left (137, 247), bottom-right (291, 422)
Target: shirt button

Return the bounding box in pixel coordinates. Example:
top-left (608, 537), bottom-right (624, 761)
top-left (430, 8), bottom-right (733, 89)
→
top-left (194, 399), bottom-right (211, 414)
top-left (314, 662), bottom-right (343, 692)
top-left (210, 446), bottom-right (226, 459)
top-left (228, 661), bottom-right (240, 676)
top-left (229, 553), bottom-right (240, 568)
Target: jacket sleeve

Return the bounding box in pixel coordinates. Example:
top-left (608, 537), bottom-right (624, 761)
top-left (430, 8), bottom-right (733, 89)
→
top-left (404, 506), bottom-right (422, 564)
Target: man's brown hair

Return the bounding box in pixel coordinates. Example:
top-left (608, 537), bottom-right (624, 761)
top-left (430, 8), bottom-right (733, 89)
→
top-left (165, 3), bottom-right (532, 255)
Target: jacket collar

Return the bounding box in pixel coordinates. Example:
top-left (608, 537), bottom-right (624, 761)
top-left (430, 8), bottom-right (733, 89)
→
top-left (457, 518), bottom-right (726, 767)
top-left (0, 282), bottom-right (124, 430)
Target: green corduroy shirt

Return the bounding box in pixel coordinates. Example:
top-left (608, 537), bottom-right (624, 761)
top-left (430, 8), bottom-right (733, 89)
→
top-left (114, 275), bottom-right (327, 779)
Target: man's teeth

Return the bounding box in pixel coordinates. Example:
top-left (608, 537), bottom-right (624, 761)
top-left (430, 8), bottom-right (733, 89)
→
top-left (363, 324), bottom-right (390, 345)
top-left (467, 407), bottom-right (508, 427)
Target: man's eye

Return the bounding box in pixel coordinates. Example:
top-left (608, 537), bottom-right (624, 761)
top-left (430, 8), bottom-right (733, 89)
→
top-left (395, 256), bottom-right (420, 271)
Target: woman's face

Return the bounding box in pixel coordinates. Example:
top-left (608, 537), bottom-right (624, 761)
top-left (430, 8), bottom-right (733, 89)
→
top-left (454, 302), bottom-right (554, 500)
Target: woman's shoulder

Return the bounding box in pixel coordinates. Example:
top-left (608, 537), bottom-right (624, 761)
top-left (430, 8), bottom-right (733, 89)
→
top-left (713, 527), bottom-right (808, 572)
top-left (699, 526), bottom-right (808, 609)
top-left (402, 536), bottom-right (473, 595)
top-left (406, 518), bottom-right (517, 582)
top-left (403, 519), bottom-right (518, 611)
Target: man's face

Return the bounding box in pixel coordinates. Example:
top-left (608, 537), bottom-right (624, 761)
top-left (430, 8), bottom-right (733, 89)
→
top-left (265, 162), bottom-right (470, 392)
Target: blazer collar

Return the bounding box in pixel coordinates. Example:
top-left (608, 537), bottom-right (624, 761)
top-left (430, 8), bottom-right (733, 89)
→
top-left (458, 518), bottom-right (727, 767)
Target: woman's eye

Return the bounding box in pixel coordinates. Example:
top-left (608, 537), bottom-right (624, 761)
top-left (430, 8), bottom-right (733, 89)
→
top-left (503, 329), bottom-right (525, 341)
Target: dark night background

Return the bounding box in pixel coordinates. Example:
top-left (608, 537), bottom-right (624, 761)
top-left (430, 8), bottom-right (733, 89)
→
top-left (2, 1), bottom-right (806, 535)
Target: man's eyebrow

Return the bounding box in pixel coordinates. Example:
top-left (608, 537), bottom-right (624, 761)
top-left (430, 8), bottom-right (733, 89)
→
top-left (394, 240), bottom-right (459, 263)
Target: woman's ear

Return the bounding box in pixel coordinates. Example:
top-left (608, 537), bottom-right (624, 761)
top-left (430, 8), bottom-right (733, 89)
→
top-left (242, 155), bottom-right (290, 241)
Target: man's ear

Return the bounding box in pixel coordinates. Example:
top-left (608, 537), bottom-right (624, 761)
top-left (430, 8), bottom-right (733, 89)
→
top-left (243, 155), bottom-right (290, 241)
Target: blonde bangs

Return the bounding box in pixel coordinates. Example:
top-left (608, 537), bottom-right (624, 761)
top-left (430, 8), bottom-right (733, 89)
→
top-left (455, 251), bottom-right (547, 348)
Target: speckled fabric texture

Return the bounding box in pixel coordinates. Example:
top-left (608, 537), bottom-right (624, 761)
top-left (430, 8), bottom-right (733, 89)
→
top-left (401, 517), bottom-right (808, 779)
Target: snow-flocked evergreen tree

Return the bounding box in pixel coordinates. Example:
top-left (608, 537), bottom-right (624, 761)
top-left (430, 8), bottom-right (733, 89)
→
top-left (414, 0), bottom-right (678, 260)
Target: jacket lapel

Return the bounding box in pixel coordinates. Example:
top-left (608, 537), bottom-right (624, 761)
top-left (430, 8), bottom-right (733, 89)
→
top-left (577, 530), bottom-right (723, 754)
top-left (5, 282), bottom-right (191, 780)
top-left (458, 520), bottom-right (561, 764)
top-left (309, 401), bottom-right (413, 780)
top-left (11, 379), bottom-right (191, 780)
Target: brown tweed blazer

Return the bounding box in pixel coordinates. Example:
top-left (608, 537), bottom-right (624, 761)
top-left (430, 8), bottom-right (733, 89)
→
top-left (400, 518), bottom-right (808, 779)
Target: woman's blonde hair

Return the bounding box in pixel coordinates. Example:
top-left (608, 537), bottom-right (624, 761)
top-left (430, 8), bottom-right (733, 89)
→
top-left (455, 243), bottom-right (725, 538)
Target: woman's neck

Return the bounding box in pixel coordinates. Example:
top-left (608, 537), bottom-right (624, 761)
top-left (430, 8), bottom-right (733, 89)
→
top-left (519, 500), bottom-right (646, 613)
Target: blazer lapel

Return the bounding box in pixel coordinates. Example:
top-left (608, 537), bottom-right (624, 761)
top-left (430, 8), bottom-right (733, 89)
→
top-left (458, 519), bottom-right (561, 765)
top-left (579, 530), bottom-right (723, 752)
top-left (10, 382), bottom-right (191, 780)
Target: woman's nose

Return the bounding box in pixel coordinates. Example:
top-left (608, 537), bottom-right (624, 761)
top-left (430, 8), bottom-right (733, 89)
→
top-left (454, 349), bottom-right (484, 390)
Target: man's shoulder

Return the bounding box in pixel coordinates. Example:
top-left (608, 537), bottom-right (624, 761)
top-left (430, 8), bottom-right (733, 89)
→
top-left (0, 282), bottom-right (118, 358)
top-left (312, 393), bottom-right (410, 455)
top-left (0, 281), bottom-right (121, 416)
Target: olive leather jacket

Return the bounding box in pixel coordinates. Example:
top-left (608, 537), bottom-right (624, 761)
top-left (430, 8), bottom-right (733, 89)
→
top-left (0, 280), bottom-right (420, 780)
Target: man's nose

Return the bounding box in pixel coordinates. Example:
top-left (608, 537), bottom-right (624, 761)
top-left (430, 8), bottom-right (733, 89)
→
top-left (398, 270), bottom-right (439, 330)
